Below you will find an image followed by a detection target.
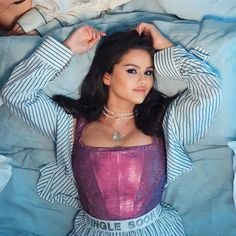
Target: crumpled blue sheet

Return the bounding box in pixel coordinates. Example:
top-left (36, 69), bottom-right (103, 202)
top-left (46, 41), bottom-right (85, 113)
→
top-left (228, 141), bottom-right (236, 209)
top-left (0, 8), bottom-right (236, 236)
top-left (0, 154), bottom-right (11, 192)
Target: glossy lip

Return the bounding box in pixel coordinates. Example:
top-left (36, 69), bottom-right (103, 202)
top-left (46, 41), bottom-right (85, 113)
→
top-left (133, 87), bottom-right (146, 93)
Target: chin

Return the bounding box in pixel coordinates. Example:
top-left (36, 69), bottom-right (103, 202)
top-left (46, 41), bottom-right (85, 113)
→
top-left (133, 98), bottom-right (146, 104)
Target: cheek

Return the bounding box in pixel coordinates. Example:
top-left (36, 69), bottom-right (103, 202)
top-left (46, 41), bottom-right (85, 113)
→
top-left (148, 78), bottom-right (154, 89)
top-left (112, 72), bottom-right (131, 89)
top-left (144, 79), bottom-right (154, 96)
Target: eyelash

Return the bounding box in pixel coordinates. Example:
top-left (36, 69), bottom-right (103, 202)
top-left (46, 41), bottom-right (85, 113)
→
top-left (145, 70), bottom-right (154, 76)
top-left (126, 69), bottom-right (154, 76)
top-left (13, 0), bottom-right (26, 5)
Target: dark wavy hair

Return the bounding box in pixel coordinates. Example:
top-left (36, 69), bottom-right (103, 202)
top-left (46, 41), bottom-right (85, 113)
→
top-left (53, 30), bottom-right (177, 137)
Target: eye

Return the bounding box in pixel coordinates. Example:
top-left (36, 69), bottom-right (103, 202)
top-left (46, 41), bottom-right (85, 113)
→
top-left (13, 0), bottom-right (26, 4)
top-left (126, 69), bottom-right (137, 74)
top-left (145, 70), bottom-right (154, 76)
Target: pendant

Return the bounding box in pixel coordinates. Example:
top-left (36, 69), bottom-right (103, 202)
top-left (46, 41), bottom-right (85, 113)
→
top-left (112, 130), bottom-right (122, 142)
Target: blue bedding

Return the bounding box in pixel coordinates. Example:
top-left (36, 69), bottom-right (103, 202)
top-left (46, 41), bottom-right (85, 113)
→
top-left (0, 1), bottom-right (236, 235)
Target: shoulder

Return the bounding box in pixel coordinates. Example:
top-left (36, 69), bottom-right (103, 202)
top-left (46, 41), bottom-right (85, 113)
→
top-left (74, 116), bottom-right (87, 132)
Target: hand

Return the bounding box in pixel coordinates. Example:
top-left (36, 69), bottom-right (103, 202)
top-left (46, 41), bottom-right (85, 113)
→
top-left (135, 22), bottom-right (174, 50)
top-left (7, 23), bottom-right (24, 35)
top-left (63, 25), bottom-right (106, 55)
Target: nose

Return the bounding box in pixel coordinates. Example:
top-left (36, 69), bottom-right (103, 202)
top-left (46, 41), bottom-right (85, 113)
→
top-left (138, 73), bottom-right (147, 85)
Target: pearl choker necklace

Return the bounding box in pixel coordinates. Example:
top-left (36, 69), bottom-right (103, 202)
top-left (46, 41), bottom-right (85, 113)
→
top-left (102, 106), bottom-right (134, 141)
top-left (102, 106), bottom-right (134, 120)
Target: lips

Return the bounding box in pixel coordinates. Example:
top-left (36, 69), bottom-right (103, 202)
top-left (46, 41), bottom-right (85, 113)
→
top-left (133, 87), bottom-right (146, 93)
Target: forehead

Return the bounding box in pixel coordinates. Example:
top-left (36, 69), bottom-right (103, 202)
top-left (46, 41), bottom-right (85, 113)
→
top-left (119, 49), bottom-right (153, 65)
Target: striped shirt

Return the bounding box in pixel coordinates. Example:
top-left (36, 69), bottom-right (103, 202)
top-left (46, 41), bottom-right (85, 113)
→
top-left (2, 37), bottom-right (222, 208)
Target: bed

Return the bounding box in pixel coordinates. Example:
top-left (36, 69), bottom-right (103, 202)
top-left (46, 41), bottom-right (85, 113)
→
top-left (0, 0), bottom-right (236, 235)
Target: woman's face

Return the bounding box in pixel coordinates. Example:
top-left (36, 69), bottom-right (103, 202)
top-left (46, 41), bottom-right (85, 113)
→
top-left (103, 49), bottom-right (154, 109)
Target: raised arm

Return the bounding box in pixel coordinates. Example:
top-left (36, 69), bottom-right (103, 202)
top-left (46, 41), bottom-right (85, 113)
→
top-left (135, 22), bottom-right (222, 145)
top-left (2, 25), bottom-right (105, 140)
top-left (2, 37), bottom-right (73, 140)
top-left (157, 45), bottom-right (221, 145)
top-left (136, 22), bottom-right (221, 184)
top-left (157, 45), bottom-right (221, 183)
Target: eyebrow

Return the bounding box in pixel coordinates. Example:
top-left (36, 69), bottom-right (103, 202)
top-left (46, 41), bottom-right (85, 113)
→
top-left (124, 64), bottom-right (154, 69)
top-left (13, 0), bottom-right (26, 4)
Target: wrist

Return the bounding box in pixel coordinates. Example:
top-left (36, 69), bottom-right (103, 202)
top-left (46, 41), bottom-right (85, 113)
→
top-left (154, 39), bottom-right (174, 51)
top-left (37, 37), bottom-right (73, 70)
top-left (63, 40), bottom-right (74, 54)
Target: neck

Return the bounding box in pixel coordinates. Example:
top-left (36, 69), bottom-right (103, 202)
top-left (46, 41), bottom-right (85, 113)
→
top-left (106, 102), bottom-right (134, 114)
top-left (103, 106), bottom-right (134, 120)
top-left (102, 107), bottom-right (136, 142)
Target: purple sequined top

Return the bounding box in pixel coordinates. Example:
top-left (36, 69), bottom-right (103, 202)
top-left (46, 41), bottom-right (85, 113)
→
top-left (72, 119), bottom-right (166, 220)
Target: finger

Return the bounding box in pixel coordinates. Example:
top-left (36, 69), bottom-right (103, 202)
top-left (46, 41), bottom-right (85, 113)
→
top-left (136, 22), bottom-right (147, 35)
top-left (88, 35), bottom-right (100, 49)
top-left (99, 31), bottom-right (106, 36)
top-left (7, 28), bottom-right (14, 35)
top-left (13, 23), bottom-right (20, 29)
top-left (92, 28), bottom-right (102, 39)
top-left (88, 25), bottom-right (106, 39)
top-left (80, 25), bottom-right (93, 40)
top-left (7, 28), bottom-right (20, 36)
top-left (91, 30), bottom-right (97, 39)
top-left (12, 24), bottom-right (24, 35)
top-left (87, 26), bottom-right (94, 39)
top-left (7, 25), bottom-right (18, 35)
top-left (15, 26), bottom-right (24, 34)
top-left (85, 25), bottom-right (97, 39)
top-left (135, 23), bottom-right (142, 35)
top-left (13, 29), bottom-right (24, 35)
top-left (13, 23), bottom-right (22, 31)
top-left (140, 23), bottom-right (154, 36)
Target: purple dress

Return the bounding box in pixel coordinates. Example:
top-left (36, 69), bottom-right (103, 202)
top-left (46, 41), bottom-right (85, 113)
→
top-left (72, 118), bottom-right (166, 221)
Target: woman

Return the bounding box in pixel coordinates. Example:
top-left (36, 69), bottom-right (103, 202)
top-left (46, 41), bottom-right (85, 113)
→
top-left (2, 23), bottom-right (221, 235)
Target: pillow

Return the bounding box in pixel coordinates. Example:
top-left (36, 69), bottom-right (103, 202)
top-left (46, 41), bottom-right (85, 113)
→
top-left (163, 145), bottom-right (236, 235)
top-left (45, 15), bottom-right (199, 98)
top-left (0, 154), bottom-right (11, 192)
top-left (191, 18), bottom-right (236, 145)
top-left (0, 36), bottom-right (42, 88)
top-left (111, 0), bottom-right (236, 21)
top-left (0, 10), bottom-right (236, 236)
top-left (228, 141), bottom-right (236, 209)
top-left (0, 105), bottom-right (54, 169)
top-left (0, 166), bottom-right (76, 236)
top-left (157, 0), bottom-right (236, 20)
top-left (0, 95), bottom-right (3, 106)
top-left (1, 12), bottom-right (235, 146)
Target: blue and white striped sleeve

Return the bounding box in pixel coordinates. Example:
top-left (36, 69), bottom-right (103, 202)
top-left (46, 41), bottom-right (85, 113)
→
top-left (2, 36), bottom-right (73, 140)
top-left (154, 45), bottom-right (222, 184)
top-left (154, 45), bottom-right (222, 146)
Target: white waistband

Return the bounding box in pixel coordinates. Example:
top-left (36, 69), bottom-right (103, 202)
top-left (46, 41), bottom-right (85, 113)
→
top-left (83, 204), bottom-right (163, 232)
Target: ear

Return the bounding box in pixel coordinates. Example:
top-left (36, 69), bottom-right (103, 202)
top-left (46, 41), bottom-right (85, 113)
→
top-left (103, 72), bottom-right (111, 86)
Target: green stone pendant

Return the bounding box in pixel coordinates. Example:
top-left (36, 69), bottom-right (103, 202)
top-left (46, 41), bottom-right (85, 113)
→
top-left (112, 130), bottom-right (122, 142)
